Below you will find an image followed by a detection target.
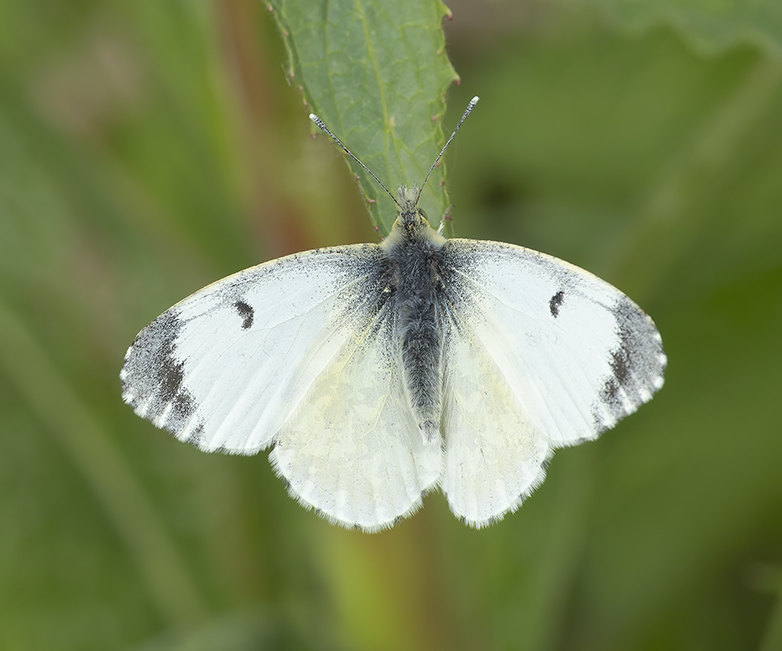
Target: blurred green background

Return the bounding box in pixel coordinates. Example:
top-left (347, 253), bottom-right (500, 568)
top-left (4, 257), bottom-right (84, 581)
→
top-left (1, 1), bottom-right (781, 650)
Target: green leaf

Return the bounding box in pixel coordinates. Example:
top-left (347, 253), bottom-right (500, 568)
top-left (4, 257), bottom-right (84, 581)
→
top-left (569, 0), bottom-right (782, 57)
top-left (268, 0), bottom-right (459, 236)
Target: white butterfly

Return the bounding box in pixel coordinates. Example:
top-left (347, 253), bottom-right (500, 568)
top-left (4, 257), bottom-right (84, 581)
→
top-left (121, 97), bottom-right (665, 531)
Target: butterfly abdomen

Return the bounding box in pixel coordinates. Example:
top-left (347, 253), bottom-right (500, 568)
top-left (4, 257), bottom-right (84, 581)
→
top-left (384, 220), bottom-right (447, 440)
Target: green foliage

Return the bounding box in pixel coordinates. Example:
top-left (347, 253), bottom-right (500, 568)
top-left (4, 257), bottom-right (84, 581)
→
top-left (0, 1), bottom-right (781, 650)
top-left (268, 0), bottom-right (458, 235)
top-left (571, 0), bottom-right (782, 56)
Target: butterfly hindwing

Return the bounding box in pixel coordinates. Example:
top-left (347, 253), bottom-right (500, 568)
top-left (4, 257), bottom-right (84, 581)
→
top-left (441, 310), bottom-right (552, 527)
top-left (271, 308), bottom-right (442, 531)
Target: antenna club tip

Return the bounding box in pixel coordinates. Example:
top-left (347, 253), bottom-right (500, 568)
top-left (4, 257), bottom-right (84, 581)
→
top-left (308, 113), bottom-right (319, 122)
top-left (470, 96), bottom-right (479, 105)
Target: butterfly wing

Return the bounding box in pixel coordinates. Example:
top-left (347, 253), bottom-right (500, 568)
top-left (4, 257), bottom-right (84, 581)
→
top-left (121, 244), bottom-right (441, 529)
top-left (270, 308), bottom-right (442, 531)
top-left (440, 320), bottom-right (553, 527)
top-left (121, 245), bottom-right (387, 453)
top-left (439, 239), bottom-right (666, 527)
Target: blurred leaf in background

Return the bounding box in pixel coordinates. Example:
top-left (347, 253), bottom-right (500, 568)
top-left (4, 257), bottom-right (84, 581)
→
top-left (0, 0), bottom-right (781, 650)
top-left (567, 0), bottom-right (782, 56)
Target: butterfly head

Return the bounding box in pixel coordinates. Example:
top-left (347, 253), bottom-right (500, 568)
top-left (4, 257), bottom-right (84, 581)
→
top-left (380, 185), bottom-right (445, 253)
top-left (396, 185), bottom-right (431, 232)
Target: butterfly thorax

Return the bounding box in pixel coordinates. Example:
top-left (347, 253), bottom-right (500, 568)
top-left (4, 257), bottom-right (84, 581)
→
top-left (380, 186), bottom-right (447, 441)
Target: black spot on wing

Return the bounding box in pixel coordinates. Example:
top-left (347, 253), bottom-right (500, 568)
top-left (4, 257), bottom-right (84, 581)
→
top-left (609, 346), bottom-right (630, 387)
top-left (549, 290), bottom-right (565, 317)
top-left (233, 300), bottom-right (254, 330)
top-left (160, 355), bottom-right (185, 404)
top-left (593, 296), bottom-right (666, 432)
top-left (121, 309), bottom-right (199, 435)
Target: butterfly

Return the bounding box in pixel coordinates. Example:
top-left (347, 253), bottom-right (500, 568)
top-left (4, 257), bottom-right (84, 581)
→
top-left (121, 97), bottom-right (665, 531)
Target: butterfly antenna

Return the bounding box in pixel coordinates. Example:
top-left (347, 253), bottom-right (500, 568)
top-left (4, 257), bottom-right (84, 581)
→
top-left (415, 96), bottom-right (479, 205)
top-left (309, 113), bottom-right (399, 208)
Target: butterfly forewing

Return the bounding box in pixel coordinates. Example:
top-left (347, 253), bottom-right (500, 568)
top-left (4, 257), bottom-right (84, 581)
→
top-left (440, 239), bottom-right (666, 447)
top-left (121, 245), bottom-right (389, 454)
